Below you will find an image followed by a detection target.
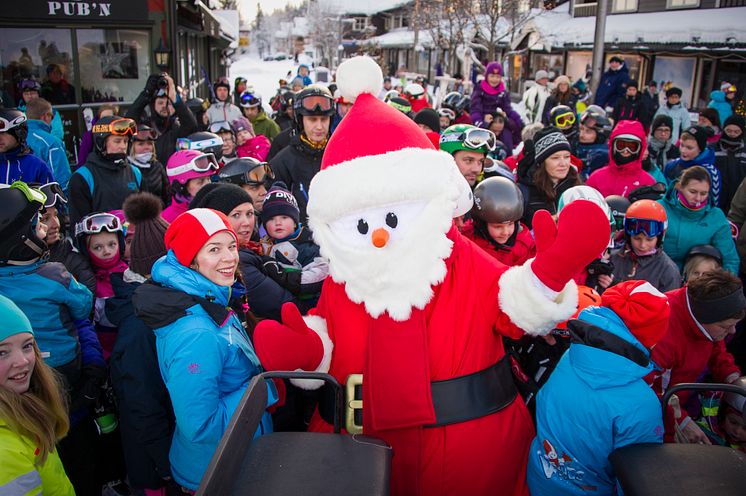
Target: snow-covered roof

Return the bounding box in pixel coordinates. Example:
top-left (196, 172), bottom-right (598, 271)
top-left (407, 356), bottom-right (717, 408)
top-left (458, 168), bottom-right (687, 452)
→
top-left (321, 0), bottom-right (410, 16)
top-left (367, 28), bottom-right (433, 48)
top-left (212, 9), bottom-right (239, 45)
top-left (275, 17), bottom-right (310, 39)
top-left (520, 3), bottom-right (746, 50)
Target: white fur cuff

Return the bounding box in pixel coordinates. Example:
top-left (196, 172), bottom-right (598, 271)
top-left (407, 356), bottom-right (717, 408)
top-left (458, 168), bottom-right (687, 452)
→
top-left (289, 315), bottom-right (334, 390)
top-left (498, 263), bottom-right (579, 336)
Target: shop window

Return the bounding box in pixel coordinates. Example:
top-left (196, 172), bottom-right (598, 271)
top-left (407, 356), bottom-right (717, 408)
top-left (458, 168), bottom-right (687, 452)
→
top-left (667, 0), bottom-right (699, 8)
top-left (77, 29), bottom-right (151, 104)
top-left (606, 54), bottom-right (643, 83)
top-left (612, 0), bottom-right (638, 13)
top-left (353, 17), bottom-right (368, 31)
top-left (0, 28), bottom-right (76, 106)
top-left (652, 56), bottom-right (697, 108)
top-left (531, 53), bottom-right (565, 81)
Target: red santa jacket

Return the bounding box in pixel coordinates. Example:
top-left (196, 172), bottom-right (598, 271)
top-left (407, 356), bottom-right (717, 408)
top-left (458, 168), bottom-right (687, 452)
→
top-left (461, 221), bottom-right (536, 267)
top-left (256, 226), bottom-right (579, 496)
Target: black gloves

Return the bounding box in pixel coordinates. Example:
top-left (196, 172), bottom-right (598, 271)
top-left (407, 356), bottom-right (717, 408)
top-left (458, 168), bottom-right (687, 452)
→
top-left (70, 364), bottom-right (107, 413)
top-left (144, 74), bottom-right (162, 98)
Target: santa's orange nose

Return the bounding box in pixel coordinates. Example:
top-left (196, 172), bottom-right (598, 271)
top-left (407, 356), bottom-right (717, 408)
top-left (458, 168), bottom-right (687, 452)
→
top-left (371, 228), bottom-right (389, 248)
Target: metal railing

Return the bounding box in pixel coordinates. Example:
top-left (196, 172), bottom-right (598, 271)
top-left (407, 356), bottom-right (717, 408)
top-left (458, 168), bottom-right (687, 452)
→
top-left (573, 2), bottom-right (598, 17)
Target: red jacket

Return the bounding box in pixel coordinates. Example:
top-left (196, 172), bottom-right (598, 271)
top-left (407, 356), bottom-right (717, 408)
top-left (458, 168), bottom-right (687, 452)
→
top-left (649, 287), bottom-right (741, 438)
top-left (461, 221), bottom-right (536, 267)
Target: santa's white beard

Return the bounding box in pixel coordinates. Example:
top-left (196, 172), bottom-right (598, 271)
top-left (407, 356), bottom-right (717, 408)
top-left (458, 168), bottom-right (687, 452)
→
top-left (313, 199), bottom-right (455, 321)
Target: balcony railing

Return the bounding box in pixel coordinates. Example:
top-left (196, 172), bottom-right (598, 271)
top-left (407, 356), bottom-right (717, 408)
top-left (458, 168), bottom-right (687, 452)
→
top-left (718, 0), bottom-right (746, 7)
top-left (573, 2), bottom-right (597, 17)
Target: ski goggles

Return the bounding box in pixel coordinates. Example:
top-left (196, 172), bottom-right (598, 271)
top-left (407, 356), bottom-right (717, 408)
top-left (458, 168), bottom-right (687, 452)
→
top-left (75, 212), bottom-right (122, 237)
top-left (613, 137), bottom-right (642, 155)
top-left (553, 111), bottom-right (576, 128)
top-left (177, 136), bottom-right (224, 151)
top-left (240, 92), bottom-right (261, 108)
top-left (623, 218), bottom-right (666, 238)
top-left (0, 113), bottom-right (27, 132)
top-left (387, 99), bottom-right (411, 114)
top-left (7, 180), bottom-right (46, 206)
top-left (243, 163), bottom-right (274, 187)
top-left (133, 128), bottom-right (159, 141)
top-left (19, 79), bottom-right (41, 92)
top-left (92, 118), bottom-right (137, 136)
top-left (298, 94), bottom-right (334, 113)
top-left (167, 152), bottom-right (220, 177)
top-left (458, 128), bottom-right (497, 151)
top-left (39, 182), bottom-right (67, 208)
top-left (438, 108), bottom-right (456, 120)
top-left (209, 121), bottom-right (234, 134)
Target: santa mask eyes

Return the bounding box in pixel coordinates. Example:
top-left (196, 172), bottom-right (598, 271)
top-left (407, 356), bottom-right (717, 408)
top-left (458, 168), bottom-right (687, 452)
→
top-left (386, 213), bottom-right (398, 229)
top-left (330, 202), bottom-right (426, 249)
top-left (357, 219), bottom-right (369, 234)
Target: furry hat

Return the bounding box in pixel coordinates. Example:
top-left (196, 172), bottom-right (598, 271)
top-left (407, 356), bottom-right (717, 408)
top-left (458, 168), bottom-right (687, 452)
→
top-left (123, 192), bottom-right (169, 276)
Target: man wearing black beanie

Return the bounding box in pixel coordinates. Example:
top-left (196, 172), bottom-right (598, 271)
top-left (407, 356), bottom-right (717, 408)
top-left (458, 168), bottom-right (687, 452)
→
top-left (716, 114), bottom-right (746, 212)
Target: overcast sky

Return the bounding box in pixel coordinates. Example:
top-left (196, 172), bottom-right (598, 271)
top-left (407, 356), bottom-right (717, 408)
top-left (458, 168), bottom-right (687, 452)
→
top-left (239, 0), bottom-right (302, 23)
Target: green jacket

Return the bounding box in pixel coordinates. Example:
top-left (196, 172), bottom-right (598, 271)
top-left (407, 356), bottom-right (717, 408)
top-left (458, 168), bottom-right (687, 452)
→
top-left (250, 111), bottom-right (281, 142)
top-left (0, 419), bottom-right (74, 496)
top-left (660, 190), bottom-right (739, 274)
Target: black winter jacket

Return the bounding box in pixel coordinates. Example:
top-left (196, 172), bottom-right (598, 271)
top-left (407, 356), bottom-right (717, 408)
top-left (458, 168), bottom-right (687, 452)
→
top-left (613, 94), bottom-right (650, 129)
top-left (715, 141), bottom-right (746, 213)
top-left (48, 238), bottom-right (96, 296)
top-left (126, 94), bottom-right (197, 165)
top-left (130, 158), bottom-right (171, 207)
top-left (237, 248), bottom-right (308, 320)
top-left (269, 134), bottom-right (325, 223)
top-left (107, 272), bottom-right (175, 489)
top-left (267, 127), bottom-right (294, 162)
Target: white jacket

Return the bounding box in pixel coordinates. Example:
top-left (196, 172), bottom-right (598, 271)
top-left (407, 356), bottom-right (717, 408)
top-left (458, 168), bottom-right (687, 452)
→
top-left (206, 101), bottom-right (243, 126)
top-left (522, 84), bottom-right (551, 124)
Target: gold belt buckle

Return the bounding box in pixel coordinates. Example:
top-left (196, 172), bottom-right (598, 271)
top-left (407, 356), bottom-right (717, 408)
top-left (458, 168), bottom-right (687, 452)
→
top-left (345, 373), bottom-right (363, 434)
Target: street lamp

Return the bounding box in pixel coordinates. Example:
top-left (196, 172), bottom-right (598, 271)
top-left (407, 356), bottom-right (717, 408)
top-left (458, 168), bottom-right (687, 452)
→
top-left (154, 39), bottom-right (171, 71)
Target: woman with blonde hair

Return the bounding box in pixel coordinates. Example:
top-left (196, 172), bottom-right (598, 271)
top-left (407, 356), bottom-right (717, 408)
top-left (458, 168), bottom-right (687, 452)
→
top-left (0, 294), bottom-right (73, 495)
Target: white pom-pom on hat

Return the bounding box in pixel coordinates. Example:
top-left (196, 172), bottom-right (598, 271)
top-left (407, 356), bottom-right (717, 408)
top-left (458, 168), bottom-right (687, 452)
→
top-left (336, 56), bottom-right (383, 103)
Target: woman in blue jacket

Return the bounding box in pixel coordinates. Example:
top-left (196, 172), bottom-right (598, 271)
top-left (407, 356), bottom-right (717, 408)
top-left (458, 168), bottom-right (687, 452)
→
top-left (528, 280), bottom-right (669, 496)
top-left (132, 208), bottom-right (276, 492)
top-left (660, 166), bottom-right (739, 274)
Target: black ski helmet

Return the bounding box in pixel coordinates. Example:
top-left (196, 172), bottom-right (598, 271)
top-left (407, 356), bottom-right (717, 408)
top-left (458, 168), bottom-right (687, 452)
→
top-left (218, 157), bottom-right (272, 186)
top-left (0, 108), bottom-right (29, 148)
top-left (0, 182), bottom-right (48, 266)
top-left (605, 194), bottom-right (630, 232)
top-left (580, 106), bottom-right (613, 144)
top-left (293, 85), bottom-right (335, 131)
top-left (471, 176), bottom-right (524, 224)
top-left (92, 115), bottom-right (137, 157)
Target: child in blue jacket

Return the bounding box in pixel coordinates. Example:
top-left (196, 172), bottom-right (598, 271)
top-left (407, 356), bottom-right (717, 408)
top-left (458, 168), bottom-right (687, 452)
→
top-left (527, 280), bottom-right (670, 496)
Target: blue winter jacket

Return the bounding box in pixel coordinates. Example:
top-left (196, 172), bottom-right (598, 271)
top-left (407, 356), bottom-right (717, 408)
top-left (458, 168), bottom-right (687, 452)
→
top-left (18, 101), bottom-right (64, 141)
top-left (0, 146), bottom-right (54, 185)
top-left (527, 306), bottom-right (663, 496)
top-left (140, 251), bottom-right (275, 490)
top-left (26, 119), bottom-right (71, 190)
top-left (576, 143), bottom-right (609, 179)
top-left (659, 188), bottom-right (739, 274)
top-left (594, 64), bottom-right (630, 109)
top-left (708, 90), bottom-right (733, 127)
top-left (664, 147), bottom-right (721, 206)
top-left (0, 262), bottom-right (93, 368)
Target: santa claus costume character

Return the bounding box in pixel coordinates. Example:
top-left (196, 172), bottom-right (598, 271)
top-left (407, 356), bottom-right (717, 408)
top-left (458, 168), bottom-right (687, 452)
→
top-left (253, 56), bottom-right (611, 496)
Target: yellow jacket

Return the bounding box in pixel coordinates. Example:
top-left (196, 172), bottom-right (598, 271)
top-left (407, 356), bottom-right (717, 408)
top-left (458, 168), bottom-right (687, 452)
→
top-left (0, 419), bottom-right (74, 496)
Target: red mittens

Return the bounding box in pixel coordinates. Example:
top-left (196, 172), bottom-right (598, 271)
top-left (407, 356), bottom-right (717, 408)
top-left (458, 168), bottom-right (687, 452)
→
top-left (253, 303), bottom-right (324, 372)
top-left (531, 200), bottom-right (611, 292)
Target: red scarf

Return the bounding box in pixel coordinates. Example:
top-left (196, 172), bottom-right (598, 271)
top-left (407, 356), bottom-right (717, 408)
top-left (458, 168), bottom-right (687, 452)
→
top-left (89, 251), bottom-right (128, 298)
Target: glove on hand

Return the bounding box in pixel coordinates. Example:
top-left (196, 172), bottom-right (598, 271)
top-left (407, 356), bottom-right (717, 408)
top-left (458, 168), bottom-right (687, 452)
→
top-left (144, 74), bottom-right (161, 98)
top-left (70, 364), bottom-right (107, 412)
top-left (254, 303), bottom-right (323, 371)
top-left (531, 200), bottom-right (611, 292)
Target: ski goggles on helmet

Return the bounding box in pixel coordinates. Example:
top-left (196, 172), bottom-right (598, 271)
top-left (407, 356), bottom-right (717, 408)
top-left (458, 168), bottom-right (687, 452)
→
top-left (75, 212), bottom-right (122, 237)
top-left (240, 92), bottom-right (261, 108)
top-left (167, 152), bottom-right (220, 177)
top-left (19, 79), bottom-right (41, 92)
top-left (133, 128), bottom-right (158, 141)
top-left (298, 94), bottom-right (333, 113)
top-left (553, 111), bottom-right (576, 129)
top-left (6, 180), bottom-right (47, 206)
top-left (613, 137), bottom-right (642, 155)
top-left (39, 182), bottom-right (67, 208)
top-left (92, 118), bottom-right (137, 136)
top-left (458, 128), bottom-right (497, 151)
top-left (177, 136), bottom-right (224, 151)
top-left (438, 108), bottom-right (456, 120)
top-left (0, 113), bottom-right (27, 132)
top-left (209, 121), bottom-right (234, 134)
top-left (243, 163), bottom-right (274, 187)
top-left (623, 218), bottom-right (666, 238)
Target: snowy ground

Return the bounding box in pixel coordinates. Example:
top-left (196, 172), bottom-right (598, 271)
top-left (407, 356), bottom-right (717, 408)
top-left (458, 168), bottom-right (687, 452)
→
top-left (229, 54), bottom-right (311, 114)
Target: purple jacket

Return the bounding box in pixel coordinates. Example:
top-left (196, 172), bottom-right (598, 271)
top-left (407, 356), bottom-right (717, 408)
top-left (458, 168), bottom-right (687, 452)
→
top-left (470, 80), bottom-right (523, 145)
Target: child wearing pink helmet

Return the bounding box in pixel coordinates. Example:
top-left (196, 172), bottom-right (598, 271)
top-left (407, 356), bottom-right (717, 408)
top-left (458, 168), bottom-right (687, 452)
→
top-left (161, 150), bottom-right (219, 223)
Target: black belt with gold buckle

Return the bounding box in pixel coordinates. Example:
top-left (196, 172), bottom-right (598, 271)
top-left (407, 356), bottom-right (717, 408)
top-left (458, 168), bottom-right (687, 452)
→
top-left (318, 356), bottom-right (518, 433)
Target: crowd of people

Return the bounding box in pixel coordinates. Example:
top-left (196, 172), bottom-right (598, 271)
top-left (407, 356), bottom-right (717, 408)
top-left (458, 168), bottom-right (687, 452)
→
top-left (0, 53), bottom-right (745, 496)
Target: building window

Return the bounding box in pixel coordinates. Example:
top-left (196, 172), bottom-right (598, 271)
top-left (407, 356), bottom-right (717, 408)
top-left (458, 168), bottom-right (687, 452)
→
top-left (0, 28), bottom-right (76, 105)
top-left (667, 0), bottom-right (699, 8)
top-left (353, 17), bottom-right (368, 31)
top-left (77, 29), bottom-right (151, 103)
top-left (612, 0), bottom-right (638, 12)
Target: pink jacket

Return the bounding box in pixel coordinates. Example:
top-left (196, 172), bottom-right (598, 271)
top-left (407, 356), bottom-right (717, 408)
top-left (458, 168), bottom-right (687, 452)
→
top-left (237, 135), bottom-right (271, 161)
top-left (162, 196), bottom-right (189, 223)
top-left (586, 120), bottom-right (656, 198)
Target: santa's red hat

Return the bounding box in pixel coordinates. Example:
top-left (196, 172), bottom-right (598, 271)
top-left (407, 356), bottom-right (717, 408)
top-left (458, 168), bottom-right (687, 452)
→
top-left (164, 208), bottom-right (236, 266)
top-left (601, 280), bottom-right (670, 349)
top-left (307, 56), bottom-right (470, 225)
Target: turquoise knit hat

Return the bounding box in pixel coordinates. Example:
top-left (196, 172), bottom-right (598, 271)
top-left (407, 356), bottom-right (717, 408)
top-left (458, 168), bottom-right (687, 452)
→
top-left (0, 295), bottom-right (33, 343)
